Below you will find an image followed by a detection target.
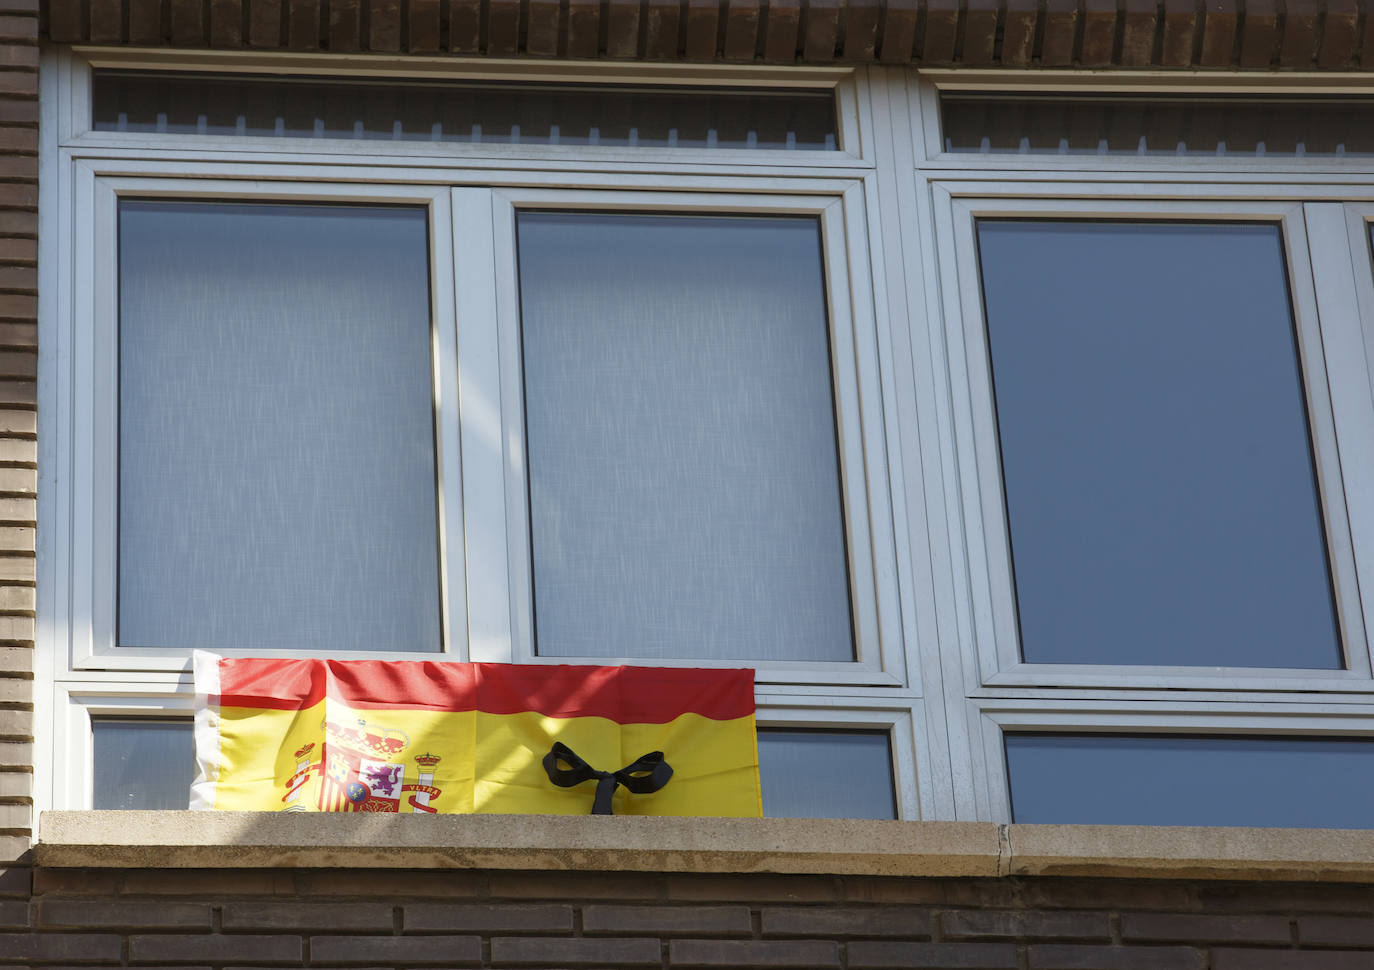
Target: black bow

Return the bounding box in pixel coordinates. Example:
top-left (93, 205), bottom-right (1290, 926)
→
top-left (541, 741), bottom-right (674, 815)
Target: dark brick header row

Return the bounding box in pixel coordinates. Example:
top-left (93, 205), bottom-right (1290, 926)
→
top-left (41, 0), bottom-right (1374, 69)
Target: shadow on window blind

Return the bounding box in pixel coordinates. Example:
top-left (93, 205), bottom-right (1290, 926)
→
top-left (94, 71), bottom-right (839, 151)
top-left (942, 94), bottom-right (1374, 156)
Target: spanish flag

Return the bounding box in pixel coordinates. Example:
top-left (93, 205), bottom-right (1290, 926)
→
top-left (190, 652), bottom-right (761, 816)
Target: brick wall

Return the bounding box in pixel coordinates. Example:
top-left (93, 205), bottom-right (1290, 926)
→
top-left (40, 0), bottom-right (1374, 68)
top-left (0, 869), bottom-right (1370, 968)
top-left (0, 0), bottom-right (34, 874)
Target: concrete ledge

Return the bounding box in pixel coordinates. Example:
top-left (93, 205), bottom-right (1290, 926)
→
top-left (33, 812), bottom-right (1374, 882)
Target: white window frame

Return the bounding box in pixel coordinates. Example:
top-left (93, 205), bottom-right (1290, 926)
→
top-left (901, 73), bottom-right (1374, 823)
top-left (37, 50), bottom-right (944, 821)
top-left (937, 192), bottom-right (1374, 692)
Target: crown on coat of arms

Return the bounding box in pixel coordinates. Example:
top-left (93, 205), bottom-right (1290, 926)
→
top-left (414, 752), bottom-right (442, 768)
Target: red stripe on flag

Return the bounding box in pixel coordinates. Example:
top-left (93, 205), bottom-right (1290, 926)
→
top-left (219, 658), bottom-right (476, 712)
top-left (218, 659), bottom-right (754, 723)
top-left (474, 663), bottom-right (755, 723)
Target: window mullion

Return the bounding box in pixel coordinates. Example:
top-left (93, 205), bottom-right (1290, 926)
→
top-left (451, 186), bottom-right (515, 664)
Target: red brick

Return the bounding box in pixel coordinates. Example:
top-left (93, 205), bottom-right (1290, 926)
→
top-left (0, 351), bottom-right (33, 377)
top-left (170, 0), bottom-right (206, 43)
top-left (1079, 0), bottom-right (1117, 65)
top-left (1160, 0), bottom-right (1197, 65)
top-left (247, 0), bottom-right (283, 44)
top-left (0, 75), bottom-right (34, 97)
top-left (0, 867), bottom-right (27, 897)
top-left (1239, 0), bottom-right (1279, 66)
top-left (291, 870), bottom-right (485, 897)
top-left (1195, 883), bottom-right (1372, 914)
top-left (0, 14), bottom-right (33, 38)
top-left (366, 0), bottom-right (401, 49)
top-left (1040, 0), bottom-right (1079, 65)
top-left (849, 941), bottom-right (1018, 969)
top-left (120, 870), bottom-right (283, 895)
top-left (585, 905), bottom-right (750, 936)
top-left (447, 0), bottom-right (479, 49)
top-left (876, 0), bottom-right (915, 61)
top-left (683, 0), bottom-right (718, 58)
top-left (311, 935), bottom-right (481, 964)
top-left (1119, 0), bottom-right (1159, 64)
top-left (0, 211), bottom-right (35, 234)
top-left (841, 0), bottom-right (878, 58)
top-left (645, 0), bottom-right (684, 57)
top-left (843, 879), bottom-right (950, 906)
top-left (493, 936), bottom-right (660, 965)
top-left (722, 0), bottom-right (761, 60)
top-left (0, 240), bottom-right (31, 264)
top-left (801, 0), bottom-right (839, 60)
top-left (0, 324), bottom-right (33, 348)
top-left (1300, 916), bottom-right (1374, 947)
top-left (40, 900), bottom-right (211, 929)
top-left (0, 47), bottom-right (34, 68)
top-left (919, 0), bottom-right (958, 61)
top-left (486, 0), bottom-right (519, 53)
top-left (1278, 0), bottom-right (1323, 65)
top-left (32, 868), bottom-right (118, 895)
top-left (0, 267), bottom-right (32, 291)
top-left (604, 0), bottom-right (640, 56)
top-left (0, 411), bottom-right (32, 435)
top-left (0, 933), bottom-right (122, 961)
top-left (0, 299), bottom-right (33, 323)
top-left (1318, 0), bottom-right (1359, 66)
top-left (46, 0), bottom-right (80, 38)
top-left (287, 0), bottom-right (320, 47)
top-left (526, 0), bottom-right (561, 55)
top-left (1029, 945), bottom-right (1203, 970)
top-left (671, 939), bottom-right (841, 968)
top-left (404, 903), bottom-right (572, 934)
top-left (763, 907), bottom-right (931, 938)
top-left (407, 0), bottom-right (439, 49)
top-left (133, 935), bottom-right (302, 963)
top-left (222, 902), bottom-right (392, 931)
top-left (1199, 0), bottom-right (1237, 65)
top-left (328, 0), bottom-right (360, 48)
top-left (566, 0), bottom-right (601, 56)
top-left (1121, 912), bottom-right (1290, 944)
top-left (1008, 880), bottom-right (1197, 913)
top-left (1213, 952), bottom-right (1372, 970)
top-left (492, 870), bottom-right (659, 900)
top-left (667, 873), bottom-right (839, 903)
top-left (1000, 0), bottom-right (1038, 65)
top-left (942, 910), bottom-right (1110, 941)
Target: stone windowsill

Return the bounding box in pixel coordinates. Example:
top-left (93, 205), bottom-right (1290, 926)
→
top-left (33, 812), bottom-right (1374, 882)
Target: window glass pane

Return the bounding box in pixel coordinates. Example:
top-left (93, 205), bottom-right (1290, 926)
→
top-left (516, 212), bottom-right (854, 662)
top-left (92, 71), bottom-right (839, 151)
top-left (978, 220), bottom-right (1340, 668)
top-left (92, 718), bottom-right (194, 809)
top-left (118, 201), bottom-right (442, 652)
top-left (759, 729), bottom-right (896, 819)
top-left (1007, 733), bottom-right (1374, 827)
top-left (942, 94), bottom-right (1374, 156)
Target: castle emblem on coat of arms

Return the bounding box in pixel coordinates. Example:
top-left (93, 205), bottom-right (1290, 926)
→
top-left (278, 718), bottom-right (445, 813)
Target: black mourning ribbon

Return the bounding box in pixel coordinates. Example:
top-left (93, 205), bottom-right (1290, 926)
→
top-left (542, 741), bottom-right (674, 815)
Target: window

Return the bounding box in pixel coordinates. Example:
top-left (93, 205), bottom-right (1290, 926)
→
top-left (924, 78), bottom-right (1374, 823)
top-left (40, 51), bottom-right (927, 820)
top-left (40, 52), bottom-right (1374, 827)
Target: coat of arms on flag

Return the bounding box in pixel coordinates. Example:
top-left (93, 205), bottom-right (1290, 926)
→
top-left (190, 652), bottom-right (761, 816)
